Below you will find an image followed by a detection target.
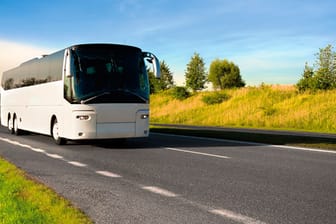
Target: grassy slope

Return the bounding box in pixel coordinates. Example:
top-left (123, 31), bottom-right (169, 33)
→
top-left (0, 157), bottom-right (92, 224)
top-left (150, 85), bottom-right (336, 134)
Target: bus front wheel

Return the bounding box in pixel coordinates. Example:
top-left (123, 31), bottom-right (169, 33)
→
top-left (52, 118), bottom-right (66, 145)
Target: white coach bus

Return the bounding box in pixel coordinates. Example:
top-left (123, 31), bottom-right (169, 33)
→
top-left (0, 43), bottom-right (160, 144)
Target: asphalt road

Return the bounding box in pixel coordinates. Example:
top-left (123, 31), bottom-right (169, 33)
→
top-left (0, 127), bottom-right (335, 224)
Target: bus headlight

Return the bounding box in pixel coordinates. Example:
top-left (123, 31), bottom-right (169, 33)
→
top-left (76, 115), bottom-right (90, 120)
top-left (141, 114), bottom-right (149, 119)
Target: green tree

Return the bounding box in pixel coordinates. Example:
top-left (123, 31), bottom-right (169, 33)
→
top-left (185, 53), bottom-right (207, 92)
top-left (148, 70), bottom-right (159, 94)
top-left (148, 61), bottom-right (174, 93)
top-left (314, 44), bottom-right (336, 90)
top-left (158, 60), bottom-right (174, 90)
top-left (296, 44), bottom-right (336, 91)
top-left (296, 62), bottom-right (315, 92)
top-left (208, 59), bottom-right (245, 89)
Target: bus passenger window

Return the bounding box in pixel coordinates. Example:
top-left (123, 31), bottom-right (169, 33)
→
top-left (86, 67), bottom-right (96, 75)
top-left (106, 63), bottom-right (112, 73)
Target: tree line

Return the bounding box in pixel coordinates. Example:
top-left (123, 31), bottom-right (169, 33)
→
top-left (149, 43), bottom-right (336, 94)
top-left (149, 53), bottom-right (245, 94)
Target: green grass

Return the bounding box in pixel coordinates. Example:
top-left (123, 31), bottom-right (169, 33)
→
top-left (150, 85), bottom-right (336, 134)
top-left (0, 157), bottom-right (92, 224)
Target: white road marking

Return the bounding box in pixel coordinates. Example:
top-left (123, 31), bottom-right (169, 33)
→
top-left (0, 137), bottom-right (46, 152)
top-left (96, 170), bottom-right (122, 178)
top-left (68, 161), bottom-right (87, 167)
top-left (210, 209), bottom-right (267, 224)
top-left (142, 186), bottom-right (178, 197)
top-left (269, 144), bottom-right (336, 154)
top-left (156, 133), bottom-right (336, 154)
top-left (45, 153), bottom-right (63, 159)
top-left (164, 147), bottom-right (231, 159)
top-left (0, 134), bottom-right (329, 224)
top-left (0, 137), bottom-right (29, 148)
top-left (154, 132), bottom-right (260, 146)
top-left (0, 137), bottom-right (13, 144)
top-left (29, 147), bottom-right (45, 153)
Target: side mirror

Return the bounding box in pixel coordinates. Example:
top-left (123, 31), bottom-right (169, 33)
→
top-left (65, 49), bottom-right (73, 77)
top-left (143, 52), bottom-right (161, 78)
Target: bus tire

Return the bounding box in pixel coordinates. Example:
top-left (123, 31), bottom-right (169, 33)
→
top-left (13, 115), bottom-right (21, 135)
top-left (52, 118), bottom-right (66, 145)
top-left (8, 116), bottom-right (14, 134)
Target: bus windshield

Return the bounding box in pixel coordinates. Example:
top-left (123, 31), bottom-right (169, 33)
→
top-left (70, 45), bottom-right (149, 104)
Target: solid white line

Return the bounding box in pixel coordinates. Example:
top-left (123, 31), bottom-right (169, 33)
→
top-left (96, 170), bottom-right (122, 178)
top-left (68, 161), bottom-right (87, 167)
top-left (164, 147), bottom-right (231, 159)
top-left (210, 209), bottom-right (267, 224)
top-left (154, 132), bottom-right (260, 146)
top-left (154, 133), bottom-right (336, 155)
top-left (142, 186), bottom-right (178, 197)
top-left (269, 144), bottom-right (336, 154)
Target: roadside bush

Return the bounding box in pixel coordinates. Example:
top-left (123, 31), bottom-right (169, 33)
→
top-left (296, 44), bottom-right (336, 92)
top-left (169, 86), bottom-right (190, 100)
top-left (202, 91), bottom-right (230, 105)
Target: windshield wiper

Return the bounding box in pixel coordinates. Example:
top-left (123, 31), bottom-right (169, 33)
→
top-left (122, 89), bottom-right (148, 103)
top-left (80, 91), bottom-right (110, 104)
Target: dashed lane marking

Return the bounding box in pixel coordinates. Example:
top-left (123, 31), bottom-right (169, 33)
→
top-left (67, 161), bottom-right (87, 167)
top-left (45, 153), bottom-right (63, 159)
top-left (96, 170), bottom-right (122, 178)
top-left (141, 186), bottom-right (178, 197)
top-left (28, 147), bottom-right (45, 153)
top-left (210, 209), bottom-right (267, 224)
top-left (0, 136), bottom-right (268, 223)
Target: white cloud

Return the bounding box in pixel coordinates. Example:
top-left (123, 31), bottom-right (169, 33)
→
top-left (0, 40), bottom-right (53, 78)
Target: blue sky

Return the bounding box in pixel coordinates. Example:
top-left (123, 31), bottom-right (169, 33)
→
top-left (1, 0), bottom-right (335, 85)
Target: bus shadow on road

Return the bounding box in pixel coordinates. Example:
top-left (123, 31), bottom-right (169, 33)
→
top-left (69, 138), bottom-right (152, 149)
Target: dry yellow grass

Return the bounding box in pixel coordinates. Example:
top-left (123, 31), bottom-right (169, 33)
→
top-left (150, 85), bottom-right (336, 133)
